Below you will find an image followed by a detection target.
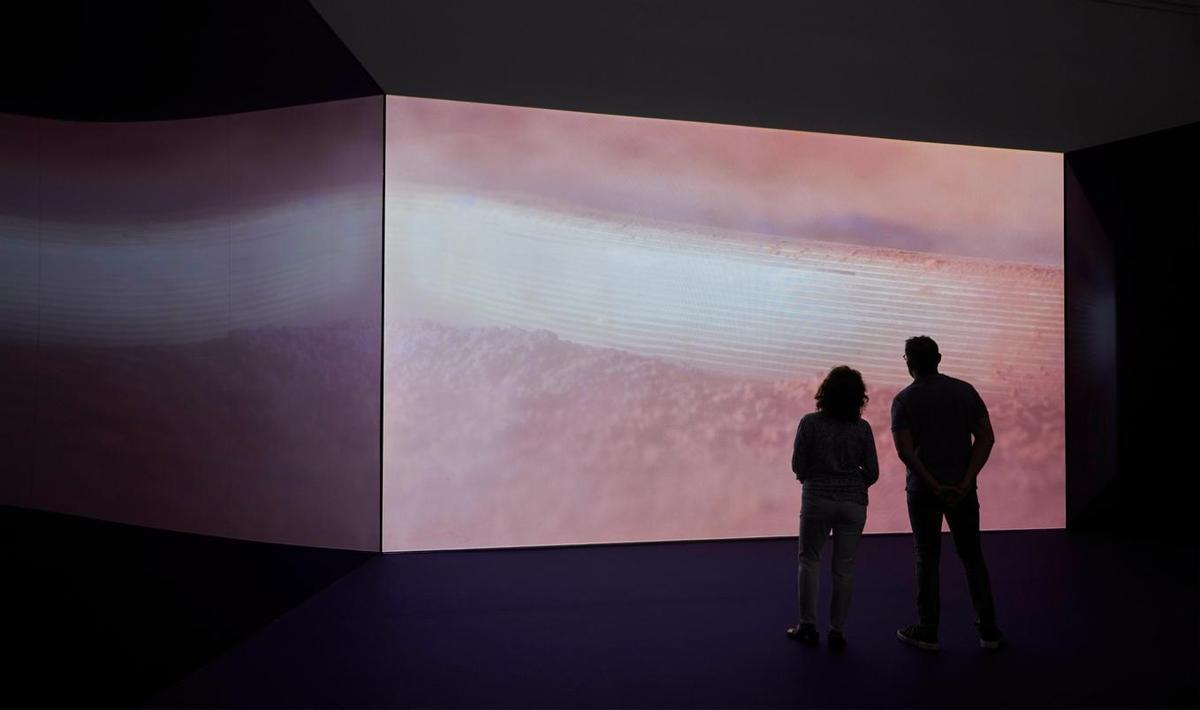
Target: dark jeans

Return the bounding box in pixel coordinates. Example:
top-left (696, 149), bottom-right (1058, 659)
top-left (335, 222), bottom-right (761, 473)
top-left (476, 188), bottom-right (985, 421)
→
top-left (906, 489), bottom-right (997, 632)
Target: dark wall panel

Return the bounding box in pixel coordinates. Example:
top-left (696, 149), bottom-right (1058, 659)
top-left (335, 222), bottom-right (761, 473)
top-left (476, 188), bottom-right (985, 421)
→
top-left (1, 506), bottom-right (372, 707)
top-left (1064, 163), bottom-right (1118, 527)
top-left (0, 97), bottom-right (383, 550)
top-left (1065, 122), bottom-right (1198, 535)
top-left (0, 0), bottom-right (380, 120)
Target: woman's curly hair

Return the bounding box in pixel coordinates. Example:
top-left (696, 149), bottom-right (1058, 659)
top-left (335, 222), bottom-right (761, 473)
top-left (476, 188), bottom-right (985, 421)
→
top-left (815, 365), bottom-right (869, 422)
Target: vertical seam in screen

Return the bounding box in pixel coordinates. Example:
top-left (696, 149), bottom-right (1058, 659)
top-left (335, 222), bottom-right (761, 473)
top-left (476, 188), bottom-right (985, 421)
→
top-left (227, 129), bottom-right (234, 531)
top-left (1065, 153), bottom-right (1075, 527)
top-left (32, 120), bottom-right (42, 507)
top-left (379, 94), bottom-right (386, 553)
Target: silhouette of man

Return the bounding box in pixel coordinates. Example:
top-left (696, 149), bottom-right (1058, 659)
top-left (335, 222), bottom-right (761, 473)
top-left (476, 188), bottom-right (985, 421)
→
top-left (891, 336), bottom-right (1002, 651)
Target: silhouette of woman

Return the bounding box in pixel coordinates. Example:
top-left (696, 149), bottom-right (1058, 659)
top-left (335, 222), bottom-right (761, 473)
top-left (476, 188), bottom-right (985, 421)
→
top-left (787, 366), bottom-right (879, 650)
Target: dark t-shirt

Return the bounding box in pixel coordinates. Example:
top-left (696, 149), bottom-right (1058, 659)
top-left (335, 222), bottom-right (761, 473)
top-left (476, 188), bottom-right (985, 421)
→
top-left (890, 373), bottom-right (989, 493)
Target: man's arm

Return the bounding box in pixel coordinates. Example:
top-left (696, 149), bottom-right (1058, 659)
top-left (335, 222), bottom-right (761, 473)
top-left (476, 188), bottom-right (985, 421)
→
top-left (955, 416), bottom-right (995, 492)
top-left (892, 428), bottom-right (944, 494)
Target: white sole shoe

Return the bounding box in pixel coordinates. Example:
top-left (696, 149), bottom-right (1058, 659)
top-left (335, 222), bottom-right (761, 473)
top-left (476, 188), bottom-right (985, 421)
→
top-left (897, 629), bottom-right (940, 651)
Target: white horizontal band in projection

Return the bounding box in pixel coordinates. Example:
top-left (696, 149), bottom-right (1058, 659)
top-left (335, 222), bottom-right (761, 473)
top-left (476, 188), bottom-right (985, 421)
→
top-left (386, 188), bottom-right (1063, 391)
top-left (0, 193), bottom-right (378, 345)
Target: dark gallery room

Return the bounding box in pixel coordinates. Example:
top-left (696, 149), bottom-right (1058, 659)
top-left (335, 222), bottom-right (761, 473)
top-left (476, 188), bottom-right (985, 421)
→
top-left (1, 1), bottom-right (1197, 707)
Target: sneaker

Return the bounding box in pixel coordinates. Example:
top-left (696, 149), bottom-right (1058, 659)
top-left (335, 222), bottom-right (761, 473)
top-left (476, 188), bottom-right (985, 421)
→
top-left (976, 619), bottom-right (1004, 650)
top-left (786, 623), bottom-right (819, 645)
top-left (828, 629), bottom-right (847, 651)
top-left (896, 623), bottom-right (940, 651)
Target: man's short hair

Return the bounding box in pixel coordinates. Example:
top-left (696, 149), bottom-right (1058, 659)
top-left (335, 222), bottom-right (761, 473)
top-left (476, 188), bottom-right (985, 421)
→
top-left (905, 335), bottom-right (940, 374)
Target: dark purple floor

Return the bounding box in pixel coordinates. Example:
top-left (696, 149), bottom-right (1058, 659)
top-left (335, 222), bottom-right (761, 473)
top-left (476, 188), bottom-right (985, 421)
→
top-left (150, 529), bottom-right (1197, 708)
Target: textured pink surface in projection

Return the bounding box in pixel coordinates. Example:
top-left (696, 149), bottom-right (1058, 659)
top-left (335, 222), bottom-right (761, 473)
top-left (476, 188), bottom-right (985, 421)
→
top-left (384, 320), bottom-right (1063, 550)
top-left (384, 97), bottom-right (1065, 550)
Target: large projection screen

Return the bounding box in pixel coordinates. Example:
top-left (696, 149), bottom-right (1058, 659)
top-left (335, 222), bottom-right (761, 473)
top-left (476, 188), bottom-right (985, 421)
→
top-left (0, 98), bottom-right (383, 549)
top-left (384, 96), bottom-right (1064, 551)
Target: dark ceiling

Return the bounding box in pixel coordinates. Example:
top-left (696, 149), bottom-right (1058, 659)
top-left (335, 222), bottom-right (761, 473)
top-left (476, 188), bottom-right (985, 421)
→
top-left (3, 0), bottom-right (1197, 152)
top-left (0, 1), bottom-right (379, 121)
top-left (310, 0), bottom-right (1199, 152)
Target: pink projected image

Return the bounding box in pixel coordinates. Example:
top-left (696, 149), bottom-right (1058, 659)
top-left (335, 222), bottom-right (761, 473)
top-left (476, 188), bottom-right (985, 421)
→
top-left (384, 97), bottom-right (1064, 551)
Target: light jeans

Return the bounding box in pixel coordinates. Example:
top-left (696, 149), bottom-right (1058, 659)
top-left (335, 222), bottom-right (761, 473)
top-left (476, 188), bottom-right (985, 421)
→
top-left (797, 491), bottom-right (868, 632)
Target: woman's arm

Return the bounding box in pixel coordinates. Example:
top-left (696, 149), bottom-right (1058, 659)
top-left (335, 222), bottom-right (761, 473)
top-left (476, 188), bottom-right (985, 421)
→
top-left (791, 418), bottom-right (809, 482)
top-left (861, 421), bottom-right (880, 487)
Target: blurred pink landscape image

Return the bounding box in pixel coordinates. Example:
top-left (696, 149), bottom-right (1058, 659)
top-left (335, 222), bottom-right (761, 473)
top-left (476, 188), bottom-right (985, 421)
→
top-left (384, 97), bottom-right (1064, 551)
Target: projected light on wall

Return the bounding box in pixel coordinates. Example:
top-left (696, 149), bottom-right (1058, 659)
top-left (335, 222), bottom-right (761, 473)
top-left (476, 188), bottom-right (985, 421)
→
top-left (0, 98), bottom-right (383, 549)
top-left (382, 97), bottom-right (1064, 551)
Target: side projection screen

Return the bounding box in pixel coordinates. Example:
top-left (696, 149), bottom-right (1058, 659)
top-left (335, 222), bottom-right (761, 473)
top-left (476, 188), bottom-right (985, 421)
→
top-left (0, 99), bottom-right (382, 549)
top-left (384, 96), bottom-right (1064, 551)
